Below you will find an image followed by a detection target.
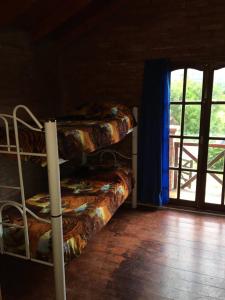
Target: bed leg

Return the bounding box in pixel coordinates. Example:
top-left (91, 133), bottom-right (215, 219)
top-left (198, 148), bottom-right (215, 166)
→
top-left (132, 107), bottom-right (138, 209)
top-left (45, 121), bottom-right (67, 300)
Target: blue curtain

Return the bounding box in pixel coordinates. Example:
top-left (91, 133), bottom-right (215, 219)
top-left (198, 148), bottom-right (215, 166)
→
top-left (138, 59), bottom-right (170, 206)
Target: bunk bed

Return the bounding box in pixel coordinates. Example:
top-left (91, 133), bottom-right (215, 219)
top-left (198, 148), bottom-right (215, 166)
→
top-left (0, 104), bottom-right (138, 300)
top-left (0, 102), bottom-right (136, 166)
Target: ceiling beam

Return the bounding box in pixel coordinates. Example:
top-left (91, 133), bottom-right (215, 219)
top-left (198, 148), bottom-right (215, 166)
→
top-left (53, 0), bottom-right (129, 52)
top-left (32, 0), bottom-right (92, 41)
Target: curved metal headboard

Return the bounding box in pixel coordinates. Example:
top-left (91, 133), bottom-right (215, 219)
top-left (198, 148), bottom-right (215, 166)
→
top-left (87, 149), bottom-right (132, 167)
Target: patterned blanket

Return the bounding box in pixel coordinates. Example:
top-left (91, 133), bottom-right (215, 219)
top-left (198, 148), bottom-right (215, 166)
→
top-left (2, 165), bottom-right (133, 262)
top-left (0, 102), bottom-right (135, 166)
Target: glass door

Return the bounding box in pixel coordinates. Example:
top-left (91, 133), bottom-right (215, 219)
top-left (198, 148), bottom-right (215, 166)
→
top-left (202, 67), bottom-right (225, 211)
top-left (169, 68), bottom-right (203, 207)
top-left (169, 66), bottom-right (225, 212)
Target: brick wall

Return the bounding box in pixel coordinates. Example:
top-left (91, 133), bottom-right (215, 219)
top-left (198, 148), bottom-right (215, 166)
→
top-left (0, 29), bottom-right (36, 115)
top-left (34, 43), bottom-right (62, 117)
top-left (58, 0), bottom-right (225, 113)
top-left (0, 28), bottom-right (61, 118)
top-left (0, 29), bottom-right (61, 199)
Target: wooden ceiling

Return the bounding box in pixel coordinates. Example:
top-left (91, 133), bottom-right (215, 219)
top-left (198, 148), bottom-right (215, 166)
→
top-left (0, 0), bottom-right (125, 45)
top-left (0, 0), bottom-right (92, 40)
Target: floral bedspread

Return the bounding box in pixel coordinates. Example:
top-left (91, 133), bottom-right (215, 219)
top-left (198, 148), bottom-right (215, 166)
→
top-left (0, 102), bottom-right (136, 166)
top-left (3, 165), bottom-right (133, 262)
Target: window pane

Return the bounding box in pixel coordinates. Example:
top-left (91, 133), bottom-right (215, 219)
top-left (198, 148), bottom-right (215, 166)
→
top-left (205, 173), bottom-right (222, 204)
top-left (180, 171), bottom-right (197, 201)
top-left (182, 139), bottom-right (199, 170)
top-left (212, 68), bottom-right (225, 102)
top-left (170, 69), bottom-right (184, 102)
top-left (186, 69), bottom-right (203, 102)
top-left (207, 142), bottom-right (225, 172)
top-left (169, 170), bottom-right (178, 199)
top-left (183, 105), bottom-right (201, 136)
top-left (170, 105), bottom-right (181, 135)
top-left (209, 104), bottom-right (225, 138)
top-left (169, 138), bottom-right (180, 168)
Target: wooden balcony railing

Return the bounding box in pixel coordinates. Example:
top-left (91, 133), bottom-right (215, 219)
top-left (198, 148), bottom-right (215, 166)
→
top-left (171, 141), bottom-right (225, 189)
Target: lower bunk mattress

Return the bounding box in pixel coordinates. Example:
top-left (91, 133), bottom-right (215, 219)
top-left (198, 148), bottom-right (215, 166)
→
top-left (2, 165), bottom-right (133, 262)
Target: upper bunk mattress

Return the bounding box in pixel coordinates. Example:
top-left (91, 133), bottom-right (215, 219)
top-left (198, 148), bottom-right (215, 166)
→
top-left (2, 165), bottom-right (133, 262)
top-left (0, 102), bottom-right (136, 166)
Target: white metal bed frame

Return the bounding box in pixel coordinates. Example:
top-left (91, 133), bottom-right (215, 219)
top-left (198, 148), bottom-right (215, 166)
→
top-left (0, 105), bottom-right (138, 300)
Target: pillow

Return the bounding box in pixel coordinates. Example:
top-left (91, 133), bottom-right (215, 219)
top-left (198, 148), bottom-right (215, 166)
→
top-left (56, 101), bottom-right (133, 121)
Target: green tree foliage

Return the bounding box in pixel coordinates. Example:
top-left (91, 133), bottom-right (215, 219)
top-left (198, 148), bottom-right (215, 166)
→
top-left (170, 79), bottom-right (225, 169)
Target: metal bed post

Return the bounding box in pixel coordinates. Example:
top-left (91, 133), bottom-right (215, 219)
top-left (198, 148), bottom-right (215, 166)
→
top-left (132, 106), bottom-right (138, 208)
top-left (13, 107), bottom-right (32, 258)
top-left (0, 116), bottom-right (10, 152)
top-left (45, 121), bottom-right (66, 300)
top-left (0, 106), bottom-right (53, 264)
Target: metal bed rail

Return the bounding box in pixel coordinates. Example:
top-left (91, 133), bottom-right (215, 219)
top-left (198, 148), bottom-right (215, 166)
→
top-left (0, 105), bottom-right (138, 300)
top-left (86, 106), bottom-right (138, 209)
top-left (0, 105), bottom-right (66, 300)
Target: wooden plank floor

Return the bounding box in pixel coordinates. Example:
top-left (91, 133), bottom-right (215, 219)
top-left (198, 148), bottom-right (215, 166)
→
top-left (1, 206), bottom-right (225, 300)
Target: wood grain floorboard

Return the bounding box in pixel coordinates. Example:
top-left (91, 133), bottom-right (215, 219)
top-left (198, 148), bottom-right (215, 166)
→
top-left (1, 207), bottom-right (225, 299)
